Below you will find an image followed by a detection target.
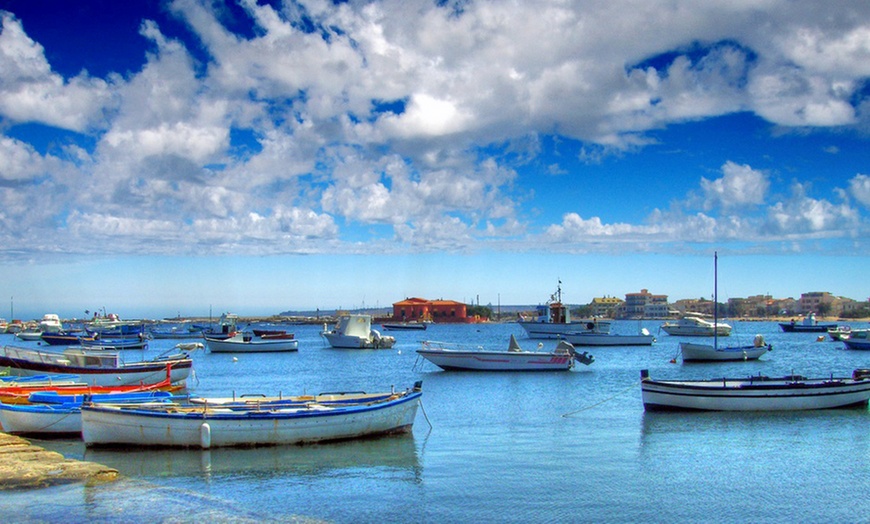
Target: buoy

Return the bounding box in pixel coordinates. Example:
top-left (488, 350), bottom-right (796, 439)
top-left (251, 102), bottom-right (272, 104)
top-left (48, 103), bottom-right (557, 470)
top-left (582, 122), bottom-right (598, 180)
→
top-left (232, 357), bottom-right (238, 362)
top-left (200, 422), bottom-right (211, 449)
top-left (816, 336), bottom-right (825, 342)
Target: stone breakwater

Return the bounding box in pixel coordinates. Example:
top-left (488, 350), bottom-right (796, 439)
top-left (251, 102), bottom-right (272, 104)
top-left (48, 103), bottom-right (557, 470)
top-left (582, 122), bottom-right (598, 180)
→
top-left (0, 432), bottom-right (118, 490)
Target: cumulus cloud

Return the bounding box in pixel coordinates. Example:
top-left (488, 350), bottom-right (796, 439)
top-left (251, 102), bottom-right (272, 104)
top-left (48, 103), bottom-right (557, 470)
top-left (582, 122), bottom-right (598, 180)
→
top-left (0, 1), bottom-right (868, 260)
top-left (701, 161), bottom-right (770, 210)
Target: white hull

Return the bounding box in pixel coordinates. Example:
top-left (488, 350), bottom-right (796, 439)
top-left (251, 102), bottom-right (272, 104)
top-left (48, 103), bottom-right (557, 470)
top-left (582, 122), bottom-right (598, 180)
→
top-left (661, 325), bottom-right (731, 337)
top-left (680, 341), bottom-right (770, 361)
top-left (562, 332), bottom-right (654, 346)
top-left (0, 346), bottom-right (193, 386)
top-left (205, 336), bottom-right (298, 353)
top-left (641, 370), bottom-right (870, 411)
top-left (82, 388), bottom-right (421, 448)
top-left (0, 404), bottom-right (80, 435)
top-left (322, 332), bottom-right (395, 349)
top-left (416, 349), bottom-right (574, 371)
top-left (518, 320), bottom-right (611, 339)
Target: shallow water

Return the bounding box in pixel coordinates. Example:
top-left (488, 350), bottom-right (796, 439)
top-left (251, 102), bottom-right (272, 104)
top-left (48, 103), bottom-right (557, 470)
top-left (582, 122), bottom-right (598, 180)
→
top-left (6, 320), bottom-right (870, 523)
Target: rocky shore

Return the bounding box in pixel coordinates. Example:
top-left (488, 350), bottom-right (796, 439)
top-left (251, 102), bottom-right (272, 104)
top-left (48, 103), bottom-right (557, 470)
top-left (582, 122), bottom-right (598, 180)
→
top-left (0, 431), bottom-right (118, 490)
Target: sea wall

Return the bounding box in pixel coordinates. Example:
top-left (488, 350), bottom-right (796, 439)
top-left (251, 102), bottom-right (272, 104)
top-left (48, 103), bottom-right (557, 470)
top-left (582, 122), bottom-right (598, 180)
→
top-left (0, 432), bottom-right (118, 490)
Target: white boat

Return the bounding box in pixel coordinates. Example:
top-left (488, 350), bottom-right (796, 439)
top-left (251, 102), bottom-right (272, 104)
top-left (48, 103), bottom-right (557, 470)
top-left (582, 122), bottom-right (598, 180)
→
top-left (38, 314), bottom-right (64, 333)
top-left (517, 281), bottom-right (611, 339)
top-left (321, 314), bottom-right (396, 349)
top-left (561, 327), bottom-right (655, 346)
top-left (198, 313), bottom-right (241, 340)
top-left (15, 329), bottom-right (44, 341)
top-left (0, 344), bottom-right (197, 386)
top-left (640, 369), bottom-right (870, 411)
top-left (843, 329), bottom-right (870, 350)
top-left (0, 391), bottom-right (176, 436)
top-left (828, 325), bottom-right (852, 341)
top-left (204, 331), bottom-right (298, 353)
top-left (81, 382), bottom-right (422, 449)
top-left (660, 314), bottom-right (731, 337)
top-left (415, 334), bottom-right (593, 371)
top-left (679, 253), bottom-right (770, 362)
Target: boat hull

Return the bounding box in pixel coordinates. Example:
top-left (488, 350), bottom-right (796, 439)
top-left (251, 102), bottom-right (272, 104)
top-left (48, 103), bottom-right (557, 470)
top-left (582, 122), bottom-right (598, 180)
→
top-left (641, 371), bottom-right (870, 411)
top-left (562, 333), bottom-right (654, 346)
top-left (82, 389), bottom-right (421, 448)
top-left (518, 320), bottom-right (611, 339)
top-left (680, 342), bottom-right (770, 362)
top-left (0, 346), bottom-right (192, 386)
top-left (661, 326), bottom-right (732, 337)
top-left (0, 403), bottom-right (81, 435)
top-left (416, 349), bottom-right (573, 371)
top-left (779, 323), bottom-right (837, 333)
top-left (205, 337), bottom-right (298, 353)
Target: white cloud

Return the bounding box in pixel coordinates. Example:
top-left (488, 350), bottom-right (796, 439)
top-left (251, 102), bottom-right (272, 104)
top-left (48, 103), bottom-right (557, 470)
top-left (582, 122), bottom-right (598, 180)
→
top-left (848, 174), bottom-right (870, 208)
top-left (0, 13), bottom-right (114, 132)
top-left (701, 161), bottom-right (770, 210)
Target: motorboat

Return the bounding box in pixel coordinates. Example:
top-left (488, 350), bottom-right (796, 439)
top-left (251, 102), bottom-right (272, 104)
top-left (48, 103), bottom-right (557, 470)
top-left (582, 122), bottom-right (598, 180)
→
top-left (321, 314), bottom-right (396, 349)
top-left (779, 313), bottom-right (837, 333)
top-left (828, 325), bottom-right (852, 341)
top-left (415, 334), bottom-right (593, 371)
top-left (81, 382), bottom-right (422, 449)
top-left (561, 327), bottom-right (654, 346)
top-left (843, 329), bottom-right (870, 350)
top-left (204, 331), bottom-right (298, 353)
top-left (660, 314), bottom-right (731, 337)
top-left (517, 281), bottom-right (611, 339)
top-left (640, 369), bottom-right (870, 411)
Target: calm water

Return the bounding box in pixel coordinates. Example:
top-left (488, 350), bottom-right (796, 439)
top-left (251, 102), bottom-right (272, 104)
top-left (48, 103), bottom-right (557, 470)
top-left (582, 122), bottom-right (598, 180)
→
top-left (6, 320), bottom-right (870, 523)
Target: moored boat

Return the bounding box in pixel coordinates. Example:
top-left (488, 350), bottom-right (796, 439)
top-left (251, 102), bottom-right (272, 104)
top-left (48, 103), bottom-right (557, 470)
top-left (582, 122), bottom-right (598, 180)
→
top-left (660, 314), bottom-right (731, 337)
top-left (0, 343), bottom-right (198, 386)
top-left (0, 390), bottom-right (177, 436)
top-left (517, 281), bottom-right (610, 339)
top-left (779, 313), bottom-right (837, 333)
top-left (81, 382), bottom-right (423, 449)
top-left (561, 327), bottom-right (654, 346)
top-left (415, 334), bottom-right (593, 371)
top-left (204, 331), bottom-right (298, 353)
top-left (843, 329), bottom-right (870, 350)
top-left (678, 252), bottom-right (770, 362)
top-left (640, 369), bottom-right (870, 411)
top-left (382, 322), bottom-right (427, 331)
top-left (322, 314), bottom-right (396, 349)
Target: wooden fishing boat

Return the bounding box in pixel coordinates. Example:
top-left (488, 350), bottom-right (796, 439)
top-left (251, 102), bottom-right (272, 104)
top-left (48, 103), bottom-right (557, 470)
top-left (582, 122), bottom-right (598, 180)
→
top-left (79, 337), bottom-right (149, 350)
top-left (415, 334), bottom-right (593, 371)
top-left (0, 390), bottom-right (178, 436)
top-left (640, 369), bottom-right (870, 411)
top-left (843, 329), bottom-right (870, 350)
top-left (517, 281), bottom-right (611, 339)
top-left (0, 372), bottom-right (183, 404)
top-left (204, 331), bottom-right (298, 353)
top-left (81, 382), bottom-right (423, 449)
top-left (0, 343), bottom-right (198, 386)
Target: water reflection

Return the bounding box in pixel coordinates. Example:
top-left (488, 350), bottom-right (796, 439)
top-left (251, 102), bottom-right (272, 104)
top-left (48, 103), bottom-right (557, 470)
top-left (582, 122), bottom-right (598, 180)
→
top-left (80, 434), bottom-right (422, 482)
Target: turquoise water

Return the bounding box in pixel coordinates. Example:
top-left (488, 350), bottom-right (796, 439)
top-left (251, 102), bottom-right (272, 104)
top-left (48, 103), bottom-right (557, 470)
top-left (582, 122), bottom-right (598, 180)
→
top-left (6, 320), bottom-right (870, 523)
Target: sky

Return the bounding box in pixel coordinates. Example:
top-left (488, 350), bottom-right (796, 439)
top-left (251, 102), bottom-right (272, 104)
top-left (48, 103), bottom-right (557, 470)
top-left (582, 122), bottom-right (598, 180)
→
top-left (0, 0), bottom-right (869, 320)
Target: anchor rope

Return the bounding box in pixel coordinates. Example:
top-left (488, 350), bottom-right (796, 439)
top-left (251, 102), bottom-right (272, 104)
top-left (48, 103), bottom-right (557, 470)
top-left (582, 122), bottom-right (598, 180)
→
top-left (561, 378), bottom-right (641, 418)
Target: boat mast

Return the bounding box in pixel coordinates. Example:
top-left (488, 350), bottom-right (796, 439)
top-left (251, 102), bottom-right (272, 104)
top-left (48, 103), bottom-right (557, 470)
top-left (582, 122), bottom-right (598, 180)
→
top-left (714, 251), bottom-right (718, 350)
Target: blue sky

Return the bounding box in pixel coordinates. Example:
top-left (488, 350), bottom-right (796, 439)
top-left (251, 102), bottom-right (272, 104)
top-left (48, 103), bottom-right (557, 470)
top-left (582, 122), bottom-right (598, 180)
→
top-left (0, 0), bottom-right (869, 320)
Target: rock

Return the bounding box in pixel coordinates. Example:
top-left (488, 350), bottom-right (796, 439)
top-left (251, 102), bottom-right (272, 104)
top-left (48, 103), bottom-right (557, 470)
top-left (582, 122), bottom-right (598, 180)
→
top-left (0, 432), bottom-right (119, 490)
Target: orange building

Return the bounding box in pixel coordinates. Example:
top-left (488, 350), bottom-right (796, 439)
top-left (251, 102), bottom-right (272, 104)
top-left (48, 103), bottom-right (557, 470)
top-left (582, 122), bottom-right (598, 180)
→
top-left (392, 298), bottom-right (471, 323)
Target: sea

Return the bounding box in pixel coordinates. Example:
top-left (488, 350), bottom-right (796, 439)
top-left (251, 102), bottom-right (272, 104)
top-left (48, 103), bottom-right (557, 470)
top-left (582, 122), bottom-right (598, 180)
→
top-left (5, 319), bottom-right (870, 523)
